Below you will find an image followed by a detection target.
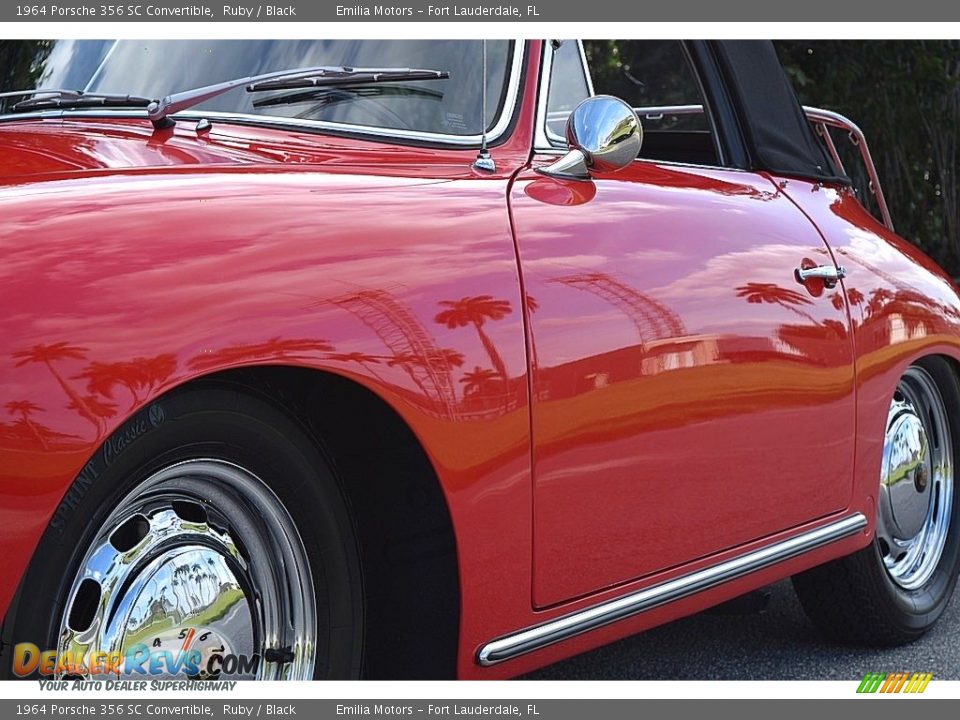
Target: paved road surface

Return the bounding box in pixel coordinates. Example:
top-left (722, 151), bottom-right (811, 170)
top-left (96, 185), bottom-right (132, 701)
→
top-left (525, 580), bottom-right (960, 680)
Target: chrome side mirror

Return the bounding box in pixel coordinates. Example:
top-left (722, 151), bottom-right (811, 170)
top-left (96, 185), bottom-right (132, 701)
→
top-left (538, 95), bottom-right (643, 181)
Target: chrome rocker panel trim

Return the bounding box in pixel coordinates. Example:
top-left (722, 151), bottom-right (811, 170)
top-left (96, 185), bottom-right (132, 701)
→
top-left (477, 513), bottom-right (867, 666)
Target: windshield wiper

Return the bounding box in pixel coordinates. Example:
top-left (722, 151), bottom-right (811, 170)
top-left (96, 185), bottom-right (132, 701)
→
top-left (1, 89), bottom-right (153, 112)
top-left (1, 66), bottom-right (448, 131)
top-left (251, 83), bottom-right (445, 110)
top-left (147, 65), bottom-right (448, 130)
top-left (246, 67), bottom-right (448, 92)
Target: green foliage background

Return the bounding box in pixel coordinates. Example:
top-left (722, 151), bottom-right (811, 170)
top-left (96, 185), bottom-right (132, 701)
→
top-left (0, 40), bottom-right (51, 99)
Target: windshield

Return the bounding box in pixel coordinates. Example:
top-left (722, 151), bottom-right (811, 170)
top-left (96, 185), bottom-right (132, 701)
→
top-left (0, 40), bottom-right (515, 137)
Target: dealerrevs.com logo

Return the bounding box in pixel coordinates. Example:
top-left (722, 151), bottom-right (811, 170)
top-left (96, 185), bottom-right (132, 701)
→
top-left (13, 626), bottom-right (257, 678)
top-left (857, 672), bottom-right (933, 694)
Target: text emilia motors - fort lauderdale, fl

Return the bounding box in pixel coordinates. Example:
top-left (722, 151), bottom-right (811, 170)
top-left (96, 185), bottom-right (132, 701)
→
top-left (336, 4), bottom-right (541, 16)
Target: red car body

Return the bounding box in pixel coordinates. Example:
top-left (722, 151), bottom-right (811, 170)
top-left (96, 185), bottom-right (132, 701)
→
top-left (2, 40), bottom-right (960, 678)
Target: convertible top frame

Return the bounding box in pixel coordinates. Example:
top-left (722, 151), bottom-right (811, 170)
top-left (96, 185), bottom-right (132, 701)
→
top-left (803, 106), bottom-right (894, 232)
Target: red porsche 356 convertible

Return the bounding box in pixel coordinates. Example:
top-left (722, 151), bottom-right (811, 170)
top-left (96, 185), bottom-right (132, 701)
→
top-left (1, 39), bottom-right (958, 680)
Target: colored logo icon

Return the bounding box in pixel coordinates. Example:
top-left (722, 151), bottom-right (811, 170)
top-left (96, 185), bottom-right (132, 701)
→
top-left (857, 672), bottom-right (932, 694)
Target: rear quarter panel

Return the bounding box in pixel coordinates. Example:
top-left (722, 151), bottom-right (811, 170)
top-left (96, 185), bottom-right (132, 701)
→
top-left (774, 178), bottom-right (960, 531)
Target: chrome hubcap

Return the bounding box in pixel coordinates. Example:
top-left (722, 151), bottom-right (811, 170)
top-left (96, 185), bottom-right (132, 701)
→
top-left (878, 367), bottom-right (953, 590)
top-left (57, 459), bottom-right (316, 679)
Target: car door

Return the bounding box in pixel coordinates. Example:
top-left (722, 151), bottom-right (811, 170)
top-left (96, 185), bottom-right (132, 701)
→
top-left (513, 40), bottom-right (858, 607)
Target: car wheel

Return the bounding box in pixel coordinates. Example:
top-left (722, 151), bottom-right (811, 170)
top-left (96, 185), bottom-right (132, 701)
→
top-left (793, 356), bottom-right (960, 645)
top-left (0, 385), bottom-right (363, 679)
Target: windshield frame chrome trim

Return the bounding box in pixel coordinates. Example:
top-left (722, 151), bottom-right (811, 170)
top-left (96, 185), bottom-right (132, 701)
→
top-left (0, 40), bottom-right (525, 148)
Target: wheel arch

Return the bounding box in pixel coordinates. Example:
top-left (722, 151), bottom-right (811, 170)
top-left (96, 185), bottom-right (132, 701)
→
top-left (795, 349), bottom-right (960, 645)
top-left (850, 344), bottom-right (960, 542)
top-left (5, 363), bottom-right (462, 679)
top-left (180, 365), bottom-right (462, 679)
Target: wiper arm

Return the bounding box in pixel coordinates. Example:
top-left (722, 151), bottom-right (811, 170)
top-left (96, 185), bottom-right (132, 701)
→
top-left (147, 65), bottom-right (448, 130)
top-left (1, 89), bottom-right (153, 112)
top-left (2, 66), bottom-right (448, 131)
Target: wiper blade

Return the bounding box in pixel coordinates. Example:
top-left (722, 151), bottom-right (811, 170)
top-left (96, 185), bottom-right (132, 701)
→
top-left (146, 65), bottom-right (447, 130)
top-left (251, 83), bottom-right (445, 110)
top-left (1, 89), bottom-right (153, 112)
top-left (246, 67), bottom-right (448, 92)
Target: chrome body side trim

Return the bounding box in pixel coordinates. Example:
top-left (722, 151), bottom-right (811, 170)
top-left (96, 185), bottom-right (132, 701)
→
top-left (0, 42), bottom-right (525, 149)
top-left (477, 513), bottom-right (867, 666)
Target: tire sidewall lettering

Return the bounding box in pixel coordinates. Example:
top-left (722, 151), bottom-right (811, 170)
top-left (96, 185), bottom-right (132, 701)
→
top-left (48, 403), bottom-right (166, 536)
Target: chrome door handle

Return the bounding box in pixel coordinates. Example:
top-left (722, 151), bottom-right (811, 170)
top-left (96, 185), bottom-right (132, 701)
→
top-left (795, 264), bottom-right (847, 289)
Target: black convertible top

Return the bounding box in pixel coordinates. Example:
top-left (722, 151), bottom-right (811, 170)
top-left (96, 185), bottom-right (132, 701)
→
top-left (707, 40), bottom-right (849, 185)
